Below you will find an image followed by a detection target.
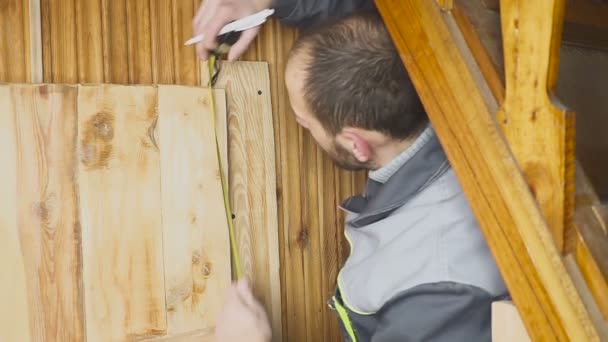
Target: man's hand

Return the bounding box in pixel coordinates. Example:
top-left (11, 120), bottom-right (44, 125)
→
top-left (215, 279), bottom-right (272, 342)
top-left (192, 0), bottom-right (272, 61)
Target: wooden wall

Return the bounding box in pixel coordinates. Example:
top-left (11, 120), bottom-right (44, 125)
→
top-left (1, 0), bottom-right (366, 341)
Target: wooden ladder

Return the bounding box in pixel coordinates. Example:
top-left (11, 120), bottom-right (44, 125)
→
top-left (376, 0), bottom-right (608, 340)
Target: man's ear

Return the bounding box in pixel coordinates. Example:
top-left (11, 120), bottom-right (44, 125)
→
top-left (340, 128), bottom-right (372, 163)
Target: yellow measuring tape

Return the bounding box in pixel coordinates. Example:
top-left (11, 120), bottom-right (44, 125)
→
top-left (207, 55), bottom-right (242, 280)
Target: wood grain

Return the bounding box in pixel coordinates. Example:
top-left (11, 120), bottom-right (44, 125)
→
top-left (150, 0), bottom-right (175, 84)
top-left (497, 0), bottom-right (575, 252)
top-left (75, 0), bottom-right (103, 82)
top-left (158, 85), bottom-right (230, 335)
top-left (77, 85), bottom-right (167, 342)
top-left (201, 61), bottom-right (283, 342)
top-left (0, 86), bottom-right (33, 342)
top-left (171, 0), bottom-right (198, 85)
top-left (125, 0), bottom-right (153, 84)
top-left (44, 0), bottom-right (78, 82)
top-left (35, 1), bottom-right (364, 339)
top-left (0, 0), bottom-right (31, 82)
top-left (102, 0), bottom-right (129, 83)
top-left (29, 0), bottom-right (43, 82)
top-left (0, 84), bottom-right (85, 341)
top-left (375, 0), bottom-right (599, 340)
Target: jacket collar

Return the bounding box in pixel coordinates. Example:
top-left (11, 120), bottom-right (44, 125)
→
top-left (339, 127), bottom-right (449, 228)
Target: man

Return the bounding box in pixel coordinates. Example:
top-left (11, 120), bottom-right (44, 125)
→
top-left (213, 10), bottom-right (508, 342)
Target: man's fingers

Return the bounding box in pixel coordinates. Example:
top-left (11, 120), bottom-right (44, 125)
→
top-left (227, 27), bottom-right (260, 61)
top-left (200, 8), bottom-right (235, 51)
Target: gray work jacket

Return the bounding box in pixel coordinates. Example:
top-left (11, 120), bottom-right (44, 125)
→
top-left (329, 127), bottom-right (508, 341)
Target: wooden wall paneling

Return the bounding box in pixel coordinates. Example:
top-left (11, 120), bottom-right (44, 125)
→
top-left (29, 0), bottom-right (43, 83)
top-left (126, 0), bottom-right (153, 84)
top-left (150, 0), bottom-right (175, 84)
top-left (171, 0), bottom-right (198, 85)
top-left (77, 85), bottom-right (167, 341)
top-left (200, 61), bottom-right (283, 342)
top-left (497, 0), bottom-right (575, 253)
top-left (43, 0), bottom-right (78, 82)
top-left (301, 126), bottom-right (323, 342)
top-left (0, 0), bottom-right (31, 82)
top-left (375, 0), bottom-right (600, 340)
top-left (101, 0), bottom-right (129, 84)
top-left (158, 86), bottom-right (230, 335)
top-left (317, 148), bottom-right (340, 342)
top-left (75, 0), bottom-right (103, 82)
top-left (276, 28), bottom-right (310, 341)
top-left (0, 85), bottom-right (85, 341)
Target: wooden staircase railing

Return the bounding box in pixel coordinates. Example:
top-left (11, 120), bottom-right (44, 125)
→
top-left (376, 0), bottom-right (607, 340)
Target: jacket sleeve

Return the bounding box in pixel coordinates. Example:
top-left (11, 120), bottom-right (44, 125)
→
top-left (371, 282), bottom-right (497, 342)
top-left (340, 282), bottom-right (504, 342)
top-left (271, 0), bottom-right (375, 27)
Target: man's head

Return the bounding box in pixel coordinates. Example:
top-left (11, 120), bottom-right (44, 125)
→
top-left (285, 11), bottom-right (428, 171)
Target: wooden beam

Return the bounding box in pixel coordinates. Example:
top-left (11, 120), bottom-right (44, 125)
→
top-left (497, 0), bottom-right (575, 252)
top-left (375, 0), bottom-right (599, 340)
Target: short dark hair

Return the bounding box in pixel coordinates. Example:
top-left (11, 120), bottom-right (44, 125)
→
top-left (290, 11), bottom-right (428, 140)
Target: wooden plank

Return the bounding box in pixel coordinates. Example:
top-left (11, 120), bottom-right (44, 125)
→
top-left (40, 0), bottom-right (51, 82)
top-left (78, 85), bottom-right (166, 342)
top-left (126, 0), bottom-right (153, 84)
top-left (75, 0), bottom-right (103, 82)
top-left (0, 0), bottom-right (31, 82)
top-left (491, 301), bottom-right (532, 342)
top-left (0, 86), bottom-right (33, 342)
top-left (150, 0), bottom-right (175, 84)
top-left (452, 1), bottom-right (505, 104)
top-left (497, 0), bottom-right (575, 253)
top-left (158, 85), bottom-right (230, 335)
top-left (301, 126), bottom-right (323, 342)
top-left (171, 0), bottom-right (198, 85)
top-left (201, 61), bottom-right (282, 342)
top-left (317, 147), bottom-right (340, 342)
top-left (29, 0), bottom-right (43, 83)
top-left (375, 0), bottom-right (600, 340)
top-left (101, 0), bottom-right (129, 83)
top-left (563, 255), bottom-right (608, 338)
top-left (44, 0), bottom-right (77, 83)
top-left (0, 85), bottom-right (85, 341)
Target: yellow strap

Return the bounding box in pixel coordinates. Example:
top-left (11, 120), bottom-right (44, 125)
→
top-left (333, 297), bottom-right (358, 342)
top-left (207, 55), bottom-right (243, 280)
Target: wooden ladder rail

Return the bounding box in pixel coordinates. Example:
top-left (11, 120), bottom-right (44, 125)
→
top-left (375, 0), bottom-right (602, 340)
top-left (451, 0), bottom-right (608, 330)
